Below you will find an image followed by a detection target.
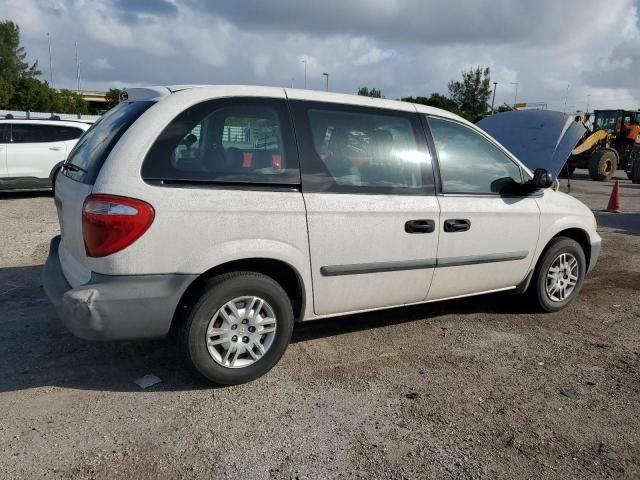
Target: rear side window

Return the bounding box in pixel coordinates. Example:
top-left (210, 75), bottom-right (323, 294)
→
top-left (63, 101), bottom-right (154, 184)
top-left (428, 117), bottom-right (522, 194)
top-left (11, 124), bottom-right (60, 143)
top-left (290, 101), bottom-right (434, 194)
top-left (142, 97), bottom-right (299, 186)
top-left (0, 124), bottom-right (9, 143)
top-left (56, 126), bottom-right (84, 141)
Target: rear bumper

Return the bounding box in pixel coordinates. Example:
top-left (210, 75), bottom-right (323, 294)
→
top-left (43, 236), bottom-right (197, 340)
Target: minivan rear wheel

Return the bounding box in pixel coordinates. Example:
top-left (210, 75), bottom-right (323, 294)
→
top-left (530, 237), bottom-right (586, 312)
top-left (181, 271), bottom-right (294, 385)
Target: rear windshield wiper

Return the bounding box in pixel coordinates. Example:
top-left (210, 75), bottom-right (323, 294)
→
top-left (62, 163), bottom-right (88, 174)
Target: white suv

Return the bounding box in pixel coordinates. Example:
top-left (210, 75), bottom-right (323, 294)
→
top-left (43, 85), bottom-right (601, 385)
top-left (0, 118), bottom-right (90, 191)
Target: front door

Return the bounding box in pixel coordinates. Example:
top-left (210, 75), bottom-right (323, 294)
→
top-left (425, 116), bottom-right (540, 300)
top-left (290, 99), bottom-right (440, 315)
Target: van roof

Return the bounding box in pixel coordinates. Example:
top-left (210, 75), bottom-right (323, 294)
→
top-left (121, 84), bottom-right (466, 123)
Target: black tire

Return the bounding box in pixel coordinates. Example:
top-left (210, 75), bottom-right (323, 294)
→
top-left (588, 149), bottom-right (617, 181)
top-left (51, 167), bottom-right (60, 193)
top-left (631, 159), bottom-right (640, 184)
top-left (530, 237), bottom-right (586, 313)
top-left (181, 271), bottom-right (294, 385)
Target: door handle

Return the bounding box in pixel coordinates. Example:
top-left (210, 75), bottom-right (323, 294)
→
top-left (405, 219), bottom-right (435, 234)
top-left (48, 146), bottom-right (63, 151)
top-left (444, 219), bottom-right (471, 232)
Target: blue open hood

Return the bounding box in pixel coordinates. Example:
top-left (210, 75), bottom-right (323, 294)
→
top-left (477, 110), bottom-right (587, 177)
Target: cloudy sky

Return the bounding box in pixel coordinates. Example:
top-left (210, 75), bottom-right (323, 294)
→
top-left (2, 0), bottom-right (640, 112)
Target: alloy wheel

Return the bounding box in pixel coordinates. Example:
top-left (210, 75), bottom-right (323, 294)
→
top-left (205, 296), bottom-right (277, 368)
top-left (545, 253), bottom-right (579, 302)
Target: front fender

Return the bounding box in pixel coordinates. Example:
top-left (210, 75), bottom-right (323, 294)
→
top-left (534, 214), bottom-right (599, 271)
top-left (534, 189), bottom-right (600, 270)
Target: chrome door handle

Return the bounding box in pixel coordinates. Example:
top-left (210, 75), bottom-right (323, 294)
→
top-left (49, 146), bottom-right (63, 151)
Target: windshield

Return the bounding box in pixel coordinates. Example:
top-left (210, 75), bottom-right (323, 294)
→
top-left (63, 101), bottom-right (154, 184)
top-left (594, 111), bottom-right (622, 134)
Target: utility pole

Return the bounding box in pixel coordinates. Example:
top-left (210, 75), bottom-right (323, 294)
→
top-left (322, 72), bottom-right (329, 92)
top-left (47, 32), bottom-right (54, 87)
top-left (511, 81), bottom-right (519, 107)
top-left (563, 83), bottom-right (570, 113)
top-left (491, 82), bottom-right (498, 114)
top-left (75, 41), bottom-right (81, 93)
top-left (301, 59), bottom-right (307, 89)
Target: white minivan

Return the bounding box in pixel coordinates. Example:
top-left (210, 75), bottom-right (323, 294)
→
top-left (43, 85), bottom-right (601, 385)
top-left (0, 119), bottom-right (90, 191)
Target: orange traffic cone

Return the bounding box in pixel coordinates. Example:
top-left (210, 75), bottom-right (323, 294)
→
top-left (606, 180), bottom-right (622, 213)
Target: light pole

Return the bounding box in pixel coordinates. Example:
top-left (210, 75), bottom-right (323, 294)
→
top-left (322, 72), bottom-right (329, 92)
top-left (75, 41), bottom-right (81, 93)
top-left (47, 32), bottom-right (53, 87)
top-left (301, 59), bottom-right (307, 89)
top-left (511, 81), bottom-right (519, 107)
top-left (491, 82), bottom-right (498, 114)
top-left (563, 84), bottom-right (570, 113)
top-left (586, 94), bottom-right (591, 114)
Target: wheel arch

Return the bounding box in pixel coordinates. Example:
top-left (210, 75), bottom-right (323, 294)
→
top-left (170, 257), bottom-right (307, 334)
top-left (49, 161), bottom-right (64, 183)
top-left (532, 227), bottom-right (591, 281)
top-left (518, 226), bottom-right (591, 295)
top-left (549, 228), bottom-right (591, 268)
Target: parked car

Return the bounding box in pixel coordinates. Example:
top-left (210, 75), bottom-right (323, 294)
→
top-left (43, 85), bottom-right (601, 385)
top-left (0, 118), bottom-right (90, 191)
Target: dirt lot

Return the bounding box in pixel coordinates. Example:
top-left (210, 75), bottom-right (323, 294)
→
top-left (0, 171), bottom-right (639, 479)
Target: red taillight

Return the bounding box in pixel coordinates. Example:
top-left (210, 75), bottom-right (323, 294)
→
top-left (82, 194), bottom-right (155, 257)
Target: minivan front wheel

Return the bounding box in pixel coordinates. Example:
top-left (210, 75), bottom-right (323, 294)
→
top-left (182, 272), bottom-right (294, 385)
top-left (531, 237), bottom-right (586, 312)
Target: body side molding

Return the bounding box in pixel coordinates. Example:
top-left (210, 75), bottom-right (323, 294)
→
top-left (320, 259), bottom-right (437, 277)
top-left (320, 251), bottom-right (529, 277)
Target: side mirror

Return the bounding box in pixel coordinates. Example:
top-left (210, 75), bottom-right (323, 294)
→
top-left (533, 168), bottom-right (553, 189)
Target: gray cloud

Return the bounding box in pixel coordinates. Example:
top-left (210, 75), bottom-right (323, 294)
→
top-left (3, 0), bottom-right (640, 112)
top-left (582, 38), bottom-right (640, 89)
top-left (115, 0), bottom-right (177, 15)
top-left (187, 0), bottom-right (610, 46)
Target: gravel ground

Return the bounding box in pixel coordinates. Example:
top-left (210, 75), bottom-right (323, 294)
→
top-left (0, 171), bottom-right (639, 479)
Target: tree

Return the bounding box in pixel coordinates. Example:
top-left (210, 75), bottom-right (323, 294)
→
top-left (0, 77), bottom-right (14, 107)
top-left (0, 20), bottom-right (90, 114)
top-left (401, 93), bottom-right (470, 120)
top-left (357, 86), bottom-right (384, 98)
top-left (53, 89), bottom-right (89, 114)
top-left (447, 66), bottom-right (492, 120)
top-left (105, 88), bottom-right (122, 109)
top-left (9, 76), bottom-right (53, 111)
top-left (0, 21), bottom-right (41, 85)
